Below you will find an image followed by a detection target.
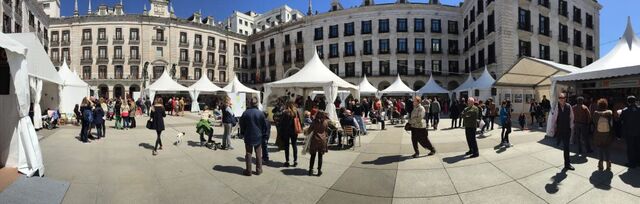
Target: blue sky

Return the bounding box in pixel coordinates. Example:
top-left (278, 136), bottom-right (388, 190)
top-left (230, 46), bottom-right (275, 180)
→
top-left (62, 0), bottom-right (639, 56)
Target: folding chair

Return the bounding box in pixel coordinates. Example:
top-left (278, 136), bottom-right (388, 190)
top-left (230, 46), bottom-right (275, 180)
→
top-left (342, 126), bottom-right (361, 150)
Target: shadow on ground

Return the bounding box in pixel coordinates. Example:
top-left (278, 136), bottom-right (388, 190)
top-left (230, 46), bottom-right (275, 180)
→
top-left (212, 165), bottom-right (245, 175)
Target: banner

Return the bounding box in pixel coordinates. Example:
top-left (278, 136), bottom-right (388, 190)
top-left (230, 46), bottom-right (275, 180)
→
top-left (228, 92), bottom-right (246, 116)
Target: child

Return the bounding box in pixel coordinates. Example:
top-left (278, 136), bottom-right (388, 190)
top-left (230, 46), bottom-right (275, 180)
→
top-left (518, 113), bottom-right (526, 130)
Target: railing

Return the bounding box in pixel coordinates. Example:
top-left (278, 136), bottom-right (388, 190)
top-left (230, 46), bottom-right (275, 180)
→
top-left (81, 39), bottom-right (92, 45)
top-left (179, 39), bottom-right (190, 47)
top-left (97, 38), bottom-right (108, 45)
top-left (152, 37), bottom-right (167, 46)
top-left (113, 35), bottom-right (124, 44)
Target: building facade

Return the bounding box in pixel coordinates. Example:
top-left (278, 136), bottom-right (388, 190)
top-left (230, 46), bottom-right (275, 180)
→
top-left (242, 0), bottom-right (601, 95)
top-left (47, 0), bottom-right (247, 99)
top-left (225, 5), bottom-right (305, 36)
top-left (1, 0), bottom-right (50, 44)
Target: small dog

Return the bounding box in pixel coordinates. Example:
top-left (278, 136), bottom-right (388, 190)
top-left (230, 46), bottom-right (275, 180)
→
top-left (175, 132), bottom-right (186, 145)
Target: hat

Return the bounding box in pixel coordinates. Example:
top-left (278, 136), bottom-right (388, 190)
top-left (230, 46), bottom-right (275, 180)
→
top-left (628, 95), bottom-right (636, 100)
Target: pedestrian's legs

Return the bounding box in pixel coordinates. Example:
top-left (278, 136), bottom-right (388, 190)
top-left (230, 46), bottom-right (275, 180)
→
top-left (262, 136), bottom-right (269, 162)
top-left (154, 130), bottom-right (163, 151)
top-left (245, 144), bottom-right (253, 174)
top-left (284, 135), bottom-right (290, 163)
top-left (199, 132), bottom-right (206, 143)
top-left (501, 126), bottom-right (506, 144)
top-left (465, 128), bottom-right (479, 155)
top-left (96, 123), bottom-right (103, 138)
top-left (458, 117), bottom-right (463, 128)
top-left (411, 130), bottom-right (420, 155)
top-left (451, 118), bottom-right (456, 128)
top-left (207, 130), bottom-right (214, 143)
top-left (223, 123), bottom-right (232, 149)
top-left (290, 134), bottom-right (298, 163)
top-left (380, 116), bottom-right (386, 130)
top-left (355, 116), bottom-right (366, 134)
top-left (626, 136), bottom-right (638, 167)
top-left (102, 121), bottom-right (106, 137)
top-left (309, 151), bottom-right (316, 173)
top-left (490, 116), bottom-right (495, 130)
top-left (530, 113), bottom-right (535, 125)
top-left (255, 144), bottom-right (262, 173)
top-left (80, 122), bottom-right (87, 142)
top-left (433, 113), bottom-right (440, 129)
top-left (318, 152), bottom-right (324, 172)
top-left (563, 133), bottom-right (571, 167)
top-left (505, 123), bottom-right (512, 144)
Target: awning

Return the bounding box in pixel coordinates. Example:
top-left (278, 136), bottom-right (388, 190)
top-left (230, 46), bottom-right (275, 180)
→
top-left (497, 57), bottom-right (579, 87)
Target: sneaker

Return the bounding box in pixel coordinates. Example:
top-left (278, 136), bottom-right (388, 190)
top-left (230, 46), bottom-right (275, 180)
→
top-left (412, 153), bottom-right (419, 158)
top-left (283, 162), bottom-right (290, 167)
top-left (427, 151), bottom-right (436, 156)
top-left (470, 154), bottom-right (479, 158)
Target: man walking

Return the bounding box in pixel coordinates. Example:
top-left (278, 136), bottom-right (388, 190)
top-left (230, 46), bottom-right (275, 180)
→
top-left (573, 96), bottom-right (593, 155)
top-left (431, 97), bottom-right (441, 130)
top-left (541, 95), bottom-right (551, 121)
top-left (239, 97), bottom-right (268, 176)
top-left (551, 93), bottom-right (575, 170)
top-left (620, 95), bottom-right (640, 168)
top-left (462, 97), bottom-right (480, 158)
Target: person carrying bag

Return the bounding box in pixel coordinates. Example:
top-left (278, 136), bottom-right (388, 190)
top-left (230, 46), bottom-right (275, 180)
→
top-left (408, 96), bottom-right (436, 158)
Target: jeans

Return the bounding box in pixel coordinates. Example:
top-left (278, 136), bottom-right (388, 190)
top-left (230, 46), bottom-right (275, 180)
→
top-left (284, 134), bottom-right (298, 163)
top-left (245, 144), bottom-right (263, 173)
top-left (501, 122), bottom-right (512, 144)
top-left (262, 135), bottom-right (270, 162)
top-left (309, 151), bottom-right (324, 171)
top-left (154, 130), bottom-right (163, 151)
top-left (101, 121), bottom-right (106, 137)
top-left (432, 113), bottom-right (440, 129)
top-left (223, 123), bottom-right (233, 148)
top-left (123, 117), bottom-right (130, 128)
top-left (465, 127), bottom-right (479, 155)
top-left (481, 117), bottom-right (490, 133)
top-left (575, 123), bottom-right (592, 153)
top-left (489, 116), bottom-right (496, 130)
top-left (95, 123), bottom-right (104, 138)
top-left (355, 115), bottom-right (366, 134)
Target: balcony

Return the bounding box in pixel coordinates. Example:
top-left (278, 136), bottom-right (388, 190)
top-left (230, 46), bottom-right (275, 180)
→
top-left (538, 0), bottom-right (550, 9)
top-left (396, 49), bottom-right (409, 54)
top-left (206, 61), bottom-right (216, 68)
top-left (539, 29), bottom-right (552, 37)
top-left (207, 45), bottom-right (216, 51)
top-left (378, 50), bottom-right (390, 55)
top-left (178, 59), bottom-right (190, 66)
top-left (283, 42), bottom-right (291, 48)
top-left (574, 41), bottom-right (583, 48)
top-left (518, 24), bottom-right (533, 32)
top-left (296, 38), bottom-right (303, 45)
top-left (81, 58), bottom-right (93, 65)
top-left (129, 38), bottom-right (140, 45)
top-left (194, 42), bottom-right (203, 49)
top-left (81, 39), bottom-right (92, 46)
top-left (193, 61), bottom-right (203, 67)
top-left (559, 10), bottom-right (569, 18)
top-left (448, 49), bottom-right (460, 55)
top-left (97, 38), bottom-right (108, 45)
top-left (50, 41), bottom-right (59, 47)
top-left (112, 57), bottom-right (125, 64)
top-left (113, 36), bottom-right (124, 44)
top-left (269, 45), bottom-right (275, 51)
top-left (152, 37), bottom-right (167, 46)
top-left (431, 50), bottom-right (443, 55)
top-left (234, 50), bottom-right (240, 56)
top-left (219, 47), bottom-right (227, 53)
top-left (61, 40), bottom-right (70, 46)
top-left (218, 63), bottom-right (227, 69)
top-left (96, 57), bottom-right (109, 64)
top-left (179, 40), bottom-right (190, 47)
top-left (128, 56), bottom-right (141, 64)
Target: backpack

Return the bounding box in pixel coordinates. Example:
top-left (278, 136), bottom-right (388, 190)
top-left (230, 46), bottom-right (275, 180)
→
top-left (596, 115), bottom-right (610, 133)
top-left (83, 108), bottom-right (94, 124)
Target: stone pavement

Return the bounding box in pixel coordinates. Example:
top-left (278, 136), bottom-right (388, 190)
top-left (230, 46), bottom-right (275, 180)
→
top-left (38, 114), bottom-right (640, 204)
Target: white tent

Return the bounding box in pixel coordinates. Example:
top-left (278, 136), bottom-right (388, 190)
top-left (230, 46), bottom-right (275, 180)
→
top-left (466, 67), bottom-right (496, 101)
top-left (58, 60), bottom-right (90, 114)
top-left (145, 69), bottom-right (190, 101)
top-left (0, 32), bottom-right (45, 177)
top-left (416, 75), bottom-right (450, 94)
top-left (496, 57), bottom-right (579, 87)
top-left (380, 75), bottom-right (415, 95)
top-left (452, 72), bottom-right (476, 99)
top-left (188, 75), bottom-right (224, 112)
top-left (358, 75), bottom-right (382, 99)
top-left (7, 33), bottom-right (63, 129)
top-left (311, 90), bottom-right (351, 108)
top-left (263, 51), bottom-right (359, 122)
top-left (223, 76), bottom-right (261, 110)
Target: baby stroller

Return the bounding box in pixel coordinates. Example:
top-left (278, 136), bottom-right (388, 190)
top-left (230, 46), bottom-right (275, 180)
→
top-left (390, 110), bottom-right (405, 125)
top-left (42, 110), bottom-right (60, 130)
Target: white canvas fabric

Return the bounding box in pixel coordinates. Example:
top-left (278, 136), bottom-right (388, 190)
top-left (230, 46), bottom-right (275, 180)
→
top-left (496, 57), bottom-right (579, 87)
top-left (358, 75), bottom-right (379, 95)
top-left (453, 72), bottom-right (476, 92)
top-left (6, 33), bottom-right (63, 85)
top-left (145, 69), bottom-right (190, 101)
top-left (0, 33), bottom-right (45, 176)
top-left (58, 60), bottom-right (90, 114)
top-left (189, 75), bottom-right (224, 112)
top-left (222, 77), bottom-right (261, 110)
top-left (380, 75), bottom-right (415, 95)
top-left (29, 78), bottom-right (43, 129)
top-left (416, 75), bottom-right (450, 94)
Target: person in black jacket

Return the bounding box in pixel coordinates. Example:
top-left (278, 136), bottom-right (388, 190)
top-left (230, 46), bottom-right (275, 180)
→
top-left (278, 101), bottom-right (299, 167)
top-left (93, 104), bottom-right (105, 139)
top-left (450, 100), bottom-right (460, 128)
top-left (620, 95), bottom-right (640, 168)
top-left (151, 97), bottom-right (166, 156)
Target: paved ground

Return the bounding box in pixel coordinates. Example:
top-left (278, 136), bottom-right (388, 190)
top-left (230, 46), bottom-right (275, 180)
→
top-left (38, 113), bottom-right (640, 204)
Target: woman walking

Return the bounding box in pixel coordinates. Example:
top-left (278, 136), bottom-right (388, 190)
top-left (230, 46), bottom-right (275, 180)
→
top-left (279, 101), bottom-right (300, 167)
top-left (499, 100), bottom-right (513, 147)
top-left (593, 98), bottom-right (614, 171)
top-left (409, 96), bottom-right (436, 158)
top-left (151, 98), bottom-right (166, 156)
top-left (221, 97), bottom-right (236, 150)
top-left (306, 111), bottom-right (329, 176)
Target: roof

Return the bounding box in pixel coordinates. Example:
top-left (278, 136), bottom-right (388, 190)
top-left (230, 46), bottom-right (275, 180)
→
top-left (146, 69), bottom-right (190, 92)
top-left (469, 67), bottom-right (496, 89)
top-left (496, 57), bottom-right (579, 87)
top-left (223, 77), bottom-right (260, 93)
top-left (416, 75), bottom-right (450, 94)
top-left (0, 32), bottom-right (26, 55)
top-left (58, 60), bottom-right (89, 87)
top-left (380, 75), bottom-right (414, 94)
top-left (555, 17), bottom-right (640, 82)
top-left (6, 33), bottom-right (63, 85)
top-left (264, 51), bottom-right (358, 90)
top-left (189, 75), bottom-right (224, 93)
top-left (453, 72), bottom-right (476, 92)
top-left (358, 75), bottom-right (378, 94)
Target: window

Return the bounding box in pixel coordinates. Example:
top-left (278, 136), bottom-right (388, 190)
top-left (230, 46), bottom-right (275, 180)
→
top-left (397, 60), bottom-right (408, 75)
top-left (361, 20), bottom-right (372, 34)
top-left (314, 27), bottom-right (323, 40)
top-left (283, 50), bottom-right (291, 63)
top-left (284, 34), bottom-right (290, 45)
top-left (220, 55), bottom-right (227, 66)
top-left (574, 54), bottom-right (582, 67)
top-left (269, 38), bottom-right (275, 49)
top-left (98, 66), bottom-right (107, 79)
top-left (470, 9), bottom-right (475, 23)
top-left (345, 63), bottom-right (355, 77)
top-left (83, 66), bottom-right (92, 80)
top-left (432, 60), bottom-right (442, 75)
top-left (487, 12), bottom-right (495, 33)
top-left (51, 31), bottom-right (59, 42)
top-left (488, 43), bottom-right (496, 64)
top-left (344, 22), bottom-right (355, 36)
top-left (98, 46), bottom-right (107, 59)
top-left (219, 40), bottom-right (226, 51)
top-left (156, 29), bottom-right (164, 41)
top-left (115, 66), bottom-right (123, 79)
top-left (219, 71), bottom-right (226, 82)
top-left (539, 44), bottom-right (550, 60)
top-left (478, 49), bottom-right (485, 67)
top-left (559, 0), bottom-right (568, 17)
top-left (83, 29), bottom-right (92, 41)
top-left (2, 14), bottom-right (10, 33)
top-left (449, 61), bottom-right (459, 74)
top-left (397, 18), bottom-right (408, 32)
top-left (539, 15), bottom-right (550, 36)
top-left (316, 46), bottom-right (324, 59)
top-left (62, 30), bottom-right (70, 43)
top-left (414, 60), bottom-right (425, 75)
top-left (448, 40), bottom-right (459, 54)
top-left (415, 38), bottom-right (425, 53)
top-left (586, 35), bottom-right (594, 51)
top-left (114, 46), bottom-right (122, 59)
top-left (574, 29), bottom-right (582, 47)
top-left (51, 49), bottom-right (59, 61)
top-left (518, 8), bottom-right (531, 31)
top-left (130, 46), bottom-right (139, 59)
top-left (559, 23), bottom-right (569, 43)
top-left (193, 68), bottom-right (202, 80)
top-left (363, 40), bottom-right (372, 55)
top-left (130, 66), bottom-right (139, 79)
top-left (329, 43), bottom-right (339, 58)
top-left (180, 67), bottom-right (189, 80)
top-left (362, 61), bottom-right (372, 76)
top-left (586, 13), bottom-right (594, 29)
top-left (379, 39), bottom-right (390, 54)
top-left (208, 37), bottom-right (215, 48)
top-left (180, 49), bottom-right (188, 61)
top-left (559, 50), bottom-right (569, 64)
top-left (98, 28), bottom-right (106, 40)
top-left (195, 51), bottom-right (202, 63)
top-left (62, 48), bottom-right (70, 61)
top-left (477, 0), bottom-right (484, 14)
top-left (380, 61), bottom-right (390, 76)
top-left (448, 21), bottom-right (458, 34)
top-left (586, 57), bottom-right (593, 65)
top-left (477, 22), bottom-right (484, 40)
top-left (379, 19), bottom-right (389, 33)
top-left (180, 32), bottom-right (187, 43)
top-left (329, 25), bottom-right (339, 38)
top-left (345, 42), bottom-right (355, 56)
top-left (397, 38), bottom-right (408, 53)
top-left (464, 17), bottom-right (468, 31)
top-left (518, 40), bottom-right (531, 57)
top-left (431, 19), bottom-right (441, 33)
top-left (431, 39), bottom-right (442, 53)
top-left (415, 18), bottom-right (425, 32)
top-left (329, 64), bottom-right (339, 75)
top-left (207, 52), bottom-right (215, 64)
top-left (195, 34), bottom-right (202, 46)
top-left (573, 6), bottom-right (582, 24)
top-left (156, 47), bottom-right (163, 57)
top-left (153, 66), bottom-right (164, 79)
top-left (295, 48), bottom-right (304, 62)
top-left (115, 28), bottom-right (122, 40)
top-left (470, 54), bottom-right (476, 71)
top-left (207, 69), bottom-right (215, 81)
top-left (296, 31), bottom-right (303, 43)
top-left (538, 0), bottom-right (550, 8)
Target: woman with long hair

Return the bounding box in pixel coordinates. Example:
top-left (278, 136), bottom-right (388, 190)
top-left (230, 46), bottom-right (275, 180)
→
top-left (279, 101), bottom-right (299, 167)
top-left (305, 111), bottom-right (329, 176)
top-left (499, 100), bottom-right (513, 147)
top-left (121, 100), bottom-right (130, 130)
top-left (593, 98), bottom-right (614, 171)
top-left (151, 97), bottom-right (166, 155)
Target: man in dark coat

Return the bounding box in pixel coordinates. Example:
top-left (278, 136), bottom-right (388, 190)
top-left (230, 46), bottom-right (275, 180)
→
top-left (620, 95), bottom-right (640, 168)
top-left (462, 97), bottom-right (480, 158)
top-left (239, 97), bottom-right (268, 176)
top-left (550, 93), bottom-right (575, 171)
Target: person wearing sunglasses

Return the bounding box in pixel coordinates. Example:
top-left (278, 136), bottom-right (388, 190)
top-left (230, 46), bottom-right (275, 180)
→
top-left (550, 93), bottom-right (575, 170)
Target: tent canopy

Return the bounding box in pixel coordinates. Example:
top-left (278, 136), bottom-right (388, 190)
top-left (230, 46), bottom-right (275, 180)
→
top-left (358, 75), bottom-right (379, 94)
top-left (7, 33), bottom-right (63, 85)
top-left (264, 52), bottom-right (358, 90)
top-left (58, 60), bottom-right (89, 87)
top-left (146, 70), bottom-right (190, 92)
top-left (497, 57), bottom-right (579, 87)
top-left (223, 77), bottom-right (260, 93)
top-left (453, 72), bottom-right (476, 92)
top-left (380, 75), bottom-right (415, 94)
top-left (189, 75), bottom-right (224, 93)
top-left (416, 75), bottom-right (450, 94)
top-left (555, 18), bottom-right (640, 82)
top-left (469, 67), bottom-right (496, 89)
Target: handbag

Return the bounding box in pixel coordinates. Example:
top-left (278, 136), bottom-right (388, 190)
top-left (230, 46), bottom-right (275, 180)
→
top-left (294, 115), bottom-right (302, 134)
top-left (146, 118), bottom-right (155, 130)
top-left (404, 122), bottom-right (412, 131)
